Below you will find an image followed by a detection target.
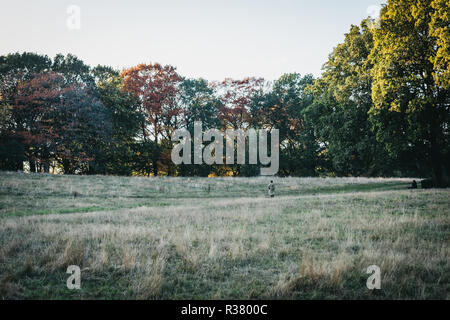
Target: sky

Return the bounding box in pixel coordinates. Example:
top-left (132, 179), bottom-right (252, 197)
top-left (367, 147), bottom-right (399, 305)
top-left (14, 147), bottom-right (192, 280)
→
top-left (0, 0), bottom-right (386, 81)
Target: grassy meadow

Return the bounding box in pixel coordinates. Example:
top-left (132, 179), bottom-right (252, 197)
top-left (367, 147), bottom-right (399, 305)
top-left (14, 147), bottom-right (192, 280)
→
top-left (0, 171), bottom-right (449, 299)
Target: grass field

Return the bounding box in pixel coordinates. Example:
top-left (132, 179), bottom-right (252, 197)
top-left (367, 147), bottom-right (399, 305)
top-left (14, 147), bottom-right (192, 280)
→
top-left (0, 171), bottom-right (449, 299)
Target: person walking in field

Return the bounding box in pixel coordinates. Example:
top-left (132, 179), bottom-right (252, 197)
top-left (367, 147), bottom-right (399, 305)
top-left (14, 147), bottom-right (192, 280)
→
top-left (268, 180), bottom-right (275, 198)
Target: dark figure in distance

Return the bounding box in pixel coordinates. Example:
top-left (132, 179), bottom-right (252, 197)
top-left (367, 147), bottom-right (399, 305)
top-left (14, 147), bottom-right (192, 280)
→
top-left (268, 180), bottom-right (275, 197)
top-left (408, 180), bottom-right (417, 189)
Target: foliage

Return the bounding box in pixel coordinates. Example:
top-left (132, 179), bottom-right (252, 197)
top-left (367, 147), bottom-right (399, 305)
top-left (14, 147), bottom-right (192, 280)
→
top-left (121, 63), bottom-right (183, 176)
top-left (369, 0), bottom-right (450, 185)
top-left (306, 21), bottom-right (396, 176)
top-left (0, 3), bottom-right (447, 180)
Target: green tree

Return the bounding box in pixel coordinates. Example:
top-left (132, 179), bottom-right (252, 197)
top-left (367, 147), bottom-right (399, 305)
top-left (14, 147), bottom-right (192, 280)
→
top-left (52, 53), bottom-right (95, 88)
top-left (0, 52), bottom-right (51, 170)
top-left (252, 73), bottom-right (319, 176)
top-left (90, 66), bottom-right (142, 175)
top-left (429, 0), bottom-right (450, 89)
top-left (55, 83), bottom-right (112, 174)
top-left (369, 0), bottom-right (450, 186)
top-left (306, 21), bottom-right (394, 176)
top-left (177, 78), bottom-right (221, 176)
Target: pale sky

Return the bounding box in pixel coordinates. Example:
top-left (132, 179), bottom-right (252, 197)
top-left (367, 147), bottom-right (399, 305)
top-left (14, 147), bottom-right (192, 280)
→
top-left (0, 0), bottom-right (385, 81)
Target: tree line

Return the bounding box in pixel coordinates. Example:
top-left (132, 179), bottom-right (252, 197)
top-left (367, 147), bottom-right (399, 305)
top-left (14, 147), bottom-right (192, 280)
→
top-left (0, 0), bottom-right (448, 185)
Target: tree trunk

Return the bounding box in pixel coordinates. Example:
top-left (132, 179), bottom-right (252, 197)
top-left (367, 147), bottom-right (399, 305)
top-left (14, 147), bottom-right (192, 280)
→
top-left (430, 152), bottom-right (449, 187)
top-left (153, 157), bottom-right (159, 176)
top-left (29, 159), bottom-right (36, 173)
top-left (17, 160), bottom-right (24, 172)
top-left (63, 159), bottom-right (74, 174)
top-left (429, 117), bottom-right (450, 187)
top-left (153, 134), bottom-right (159, 176)
top-left (43, 161), bottom-right (50, 173)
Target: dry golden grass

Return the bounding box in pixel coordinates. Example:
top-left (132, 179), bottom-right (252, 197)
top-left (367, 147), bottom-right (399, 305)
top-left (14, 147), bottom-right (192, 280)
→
top-left (0, 172), bottom-right (448, 299)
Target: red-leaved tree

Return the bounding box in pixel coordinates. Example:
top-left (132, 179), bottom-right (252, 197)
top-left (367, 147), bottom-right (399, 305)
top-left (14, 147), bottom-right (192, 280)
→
top-left (121, 63), bottom-right (183, 175)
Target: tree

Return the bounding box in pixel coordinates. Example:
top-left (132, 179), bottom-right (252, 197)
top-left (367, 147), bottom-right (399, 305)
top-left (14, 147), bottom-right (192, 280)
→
top-left (0, 52), bottom-right (52, 170)
top-left (12, 72), bottom-right (111, 174)
top-left (0, 102), bottom-right (23, 171)
top-left (54, 82), bottom-right (111, 174)
top-left (429, 0), bottom-right (450, 89)
top-left (90, 66), bottom-right (142, 175)
top-left (214, 77), bottom-right (266, 176)
top-left (306, 21), bottom-right (395, 176)
top-left (121, 63), bottom-right (183, 176)
top-left (252, 73), bottom-right (320, 176)
top-left (0, 53), bottom-right (52, 103)
top-left (180, 78), bottom-right (222, 130)
top-left (0, 52), bottom-right (107, 174)
top-left (13, 72), bottom-right (67, 172)
top-left (52, 53), bottom-right (95, 88)
top-left (176, 78), bottom-right (222, 176)
top-left (215, 77), bottom-right (266, 130)
top-left (369, 0), bottom-right (450, 186)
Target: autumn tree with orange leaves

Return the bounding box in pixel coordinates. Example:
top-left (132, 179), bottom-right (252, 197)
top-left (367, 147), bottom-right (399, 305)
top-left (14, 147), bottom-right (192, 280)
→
top-left (121, 63), bottom-right (183, 176)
